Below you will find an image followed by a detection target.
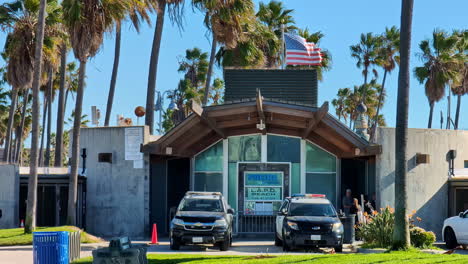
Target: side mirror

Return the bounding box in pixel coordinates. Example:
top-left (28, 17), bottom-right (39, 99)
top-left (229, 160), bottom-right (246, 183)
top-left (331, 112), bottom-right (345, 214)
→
top-left (278, 208), bottom-right (287, 215)
top-left (227, 208), bottom-right (235, 214)
top-left (459, 212), bottom-right (464, 218)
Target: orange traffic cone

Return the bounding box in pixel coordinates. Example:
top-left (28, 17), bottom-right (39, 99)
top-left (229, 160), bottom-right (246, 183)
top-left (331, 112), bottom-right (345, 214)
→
top-left (150, 223), bottom-right (158, 245)
top-left (20, 219), bottom-right (24, 228)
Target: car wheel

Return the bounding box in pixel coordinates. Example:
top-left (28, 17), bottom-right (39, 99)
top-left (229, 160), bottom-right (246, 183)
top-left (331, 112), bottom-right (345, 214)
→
top-left (334, 245), bottom-right (343, 253)
top-left (170, 235), bottom-right (180, 250)
top-left (274, 233), bottom-right (283, 246)
top-left (219, 234), bottom-right (230, 251)
top-left (445, 227), bottom-right (458, 249)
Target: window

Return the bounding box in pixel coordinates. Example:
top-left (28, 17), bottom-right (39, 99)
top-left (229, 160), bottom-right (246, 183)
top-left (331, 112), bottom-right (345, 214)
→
top-left (267, 135), bottom-right (300, 162)
top-left (98, 153), bottom-right (112, 163)
top-left (194, 141), bottom-right (223, 193)
top-left (194, 172), bottom-right (223, 192)
top-left (305, 142), bottom-right (337, 205)
top-left (228, 135), bottom-right (261, 162)
top-left (464, 160), bottom-right (468, 168)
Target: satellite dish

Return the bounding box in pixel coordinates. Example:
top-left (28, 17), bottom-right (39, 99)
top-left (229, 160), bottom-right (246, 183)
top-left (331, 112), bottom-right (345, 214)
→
top-left (134, 106), bottom-right (146, 117)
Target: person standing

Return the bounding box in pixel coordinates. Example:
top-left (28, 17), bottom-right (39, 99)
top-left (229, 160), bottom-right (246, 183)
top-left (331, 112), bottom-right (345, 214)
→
top-left (342, 189), bottom-right (353, 215)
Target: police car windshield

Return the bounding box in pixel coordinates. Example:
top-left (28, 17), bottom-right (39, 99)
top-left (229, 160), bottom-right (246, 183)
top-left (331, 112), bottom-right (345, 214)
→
top-left (179, 198), bottom-right (223, 212)
top-left (289, 203), bottom-right (337, 217)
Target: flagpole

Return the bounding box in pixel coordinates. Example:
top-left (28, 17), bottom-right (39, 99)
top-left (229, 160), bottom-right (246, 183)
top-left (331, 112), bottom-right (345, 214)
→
top-left (281, 24), bottom-right (285, 69)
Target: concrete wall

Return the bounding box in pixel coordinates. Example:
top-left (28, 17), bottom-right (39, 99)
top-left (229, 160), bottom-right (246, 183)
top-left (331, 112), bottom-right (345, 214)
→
top-left (375, 128), bottom-right (468, 238)
top-left (78, 126), bottom-right (150, 238)
top-left (0, 164), bottom-right (19, 229)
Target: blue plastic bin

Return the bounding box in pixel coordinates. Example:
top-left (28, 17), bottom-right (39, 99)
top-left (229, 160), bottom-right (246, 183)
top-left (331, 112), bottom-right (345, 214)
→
top-left (33, 231), bottom-right (69, 264)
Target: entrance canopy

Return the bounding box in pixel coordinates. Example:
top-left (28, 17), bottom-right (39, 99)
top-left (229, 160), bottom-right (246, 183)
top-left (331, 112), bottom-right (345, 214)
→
top-left (142, 93), bottom-right (381, 159)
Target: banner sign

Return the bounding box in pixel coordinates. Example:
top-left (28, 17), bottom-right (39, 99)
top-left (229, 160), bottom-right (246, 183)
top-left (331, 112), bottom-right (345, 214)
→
top-left (245, 187), bottom-right (282, 201)
top-left (245, 172), bottom-right (283, 186)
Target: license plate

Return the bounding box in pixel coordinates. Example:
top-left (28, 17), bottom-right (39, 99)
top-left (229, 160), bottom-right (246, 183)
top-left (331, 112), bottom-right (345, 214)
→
top-left (192, 237), bottom-right (203, 243)
top-left (310, 235), bottom-right (321, 240)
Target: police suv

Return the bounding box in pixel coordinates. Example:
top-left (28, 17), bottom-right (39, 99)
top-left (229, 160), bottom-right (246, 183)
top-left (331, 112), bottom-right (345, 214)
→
top-left (169, 192), bottom-right (234, 251)
top-left (275, 194), bottom-right (344, 252)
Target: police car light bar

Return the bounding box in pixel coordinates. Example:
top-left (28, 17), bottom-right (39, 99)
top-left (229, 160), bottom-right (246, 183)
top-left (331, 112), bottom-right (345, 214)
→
top-left (291, 193), bottom-right (326, 198)
top-left (186, 191), bottom-right (222, 196)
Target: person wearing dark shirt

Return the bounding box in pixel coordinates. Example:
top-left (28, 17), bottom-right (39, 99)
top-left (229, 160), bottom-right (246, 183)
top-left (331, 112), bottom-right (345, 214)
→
top-left (342, 189), bottom-right (353, 215)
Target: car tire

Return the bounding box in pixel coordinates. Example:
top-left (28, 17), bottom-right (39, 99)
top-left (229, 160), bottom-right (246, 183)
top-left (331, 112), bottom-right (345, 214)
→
top-left (445, 227), bottom-right (458, 249)
top-left (334, 245), bottom-right (343, 253)
top-left (219, 234), bottom-right (230, 251)
top-left (274, 233), bottom-right (283, 246)
top-left (170, 235), bottom-right (181, 250)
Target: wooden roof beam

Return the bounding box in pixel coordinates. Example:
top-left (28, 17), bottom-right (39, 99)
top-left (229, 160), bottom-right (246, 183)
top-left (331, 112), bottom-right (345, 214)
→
top-left (256, 89), bottom-right (266, 134)
top-left (191, 99), bottom-right (226, 139)
top-left (302, 101), bottom-right (329, 139)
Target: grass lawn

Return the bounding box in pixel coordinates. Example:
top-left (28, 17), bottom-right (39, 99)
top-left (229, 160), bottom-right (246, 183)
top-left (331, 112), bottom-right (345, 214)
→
top-left (0, 226), bottom-right (103, 246)
top-left (73, 251), bottom-right (468, 264)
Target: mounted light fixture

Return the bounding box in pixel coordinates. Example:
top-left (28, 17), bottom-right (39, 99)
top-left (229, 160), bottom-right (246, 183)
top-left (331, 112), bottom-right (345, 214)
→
top-left (256, 119), bottom-right (266, 130)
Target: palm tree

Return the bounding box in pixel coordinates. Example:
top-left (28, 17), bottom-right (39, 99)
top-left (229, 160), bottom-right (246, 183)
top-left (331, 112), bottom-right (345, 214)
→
top-left (256, 0), bottom-right (296, 68)
top-left (392, 0), bottom-right (414, 250)
top-left (54, 41), bottom-right (68, 167)
top-left (62, 0), bottom-right (130, 225)
top-left (414, 30), bottom-right (463, 128)
top-left (216, 19), bottom-right (277, 68)
top-left (298, 28), bottom-right (332, 81)
top-left (145, 0), bottom-right (184, 134)
top-left (25, 0), bottom-right (48, 234)
top-left (331, 88), bottom-right (351, 122)
top-left (452, 63), bottom-right (467, 130)
top-left (193, 0), bottom-right (254, 106)
top-left (451, 30), bottom-right (468, 130)
top-left (0, 1), bottom-right (36, 163)
top-left (350, 32), bottom-right (382, 97)
top-left (104, 2), bottom-right (152, 126)
top-left (370, 26), bottom-right (400, 141)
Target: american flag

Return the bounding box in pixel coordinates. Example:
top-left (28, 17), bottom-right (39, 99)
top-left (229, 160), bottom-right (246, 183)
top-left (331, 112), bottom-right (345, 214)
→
top-left (284, 33), bottom-right (322, 66)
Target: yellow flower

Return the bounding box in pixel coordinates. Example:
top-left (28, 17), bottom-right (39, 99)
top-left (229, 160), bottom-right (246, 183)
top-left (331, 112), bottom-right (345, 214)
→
top-left (372, 210), bottom-right (378, 216)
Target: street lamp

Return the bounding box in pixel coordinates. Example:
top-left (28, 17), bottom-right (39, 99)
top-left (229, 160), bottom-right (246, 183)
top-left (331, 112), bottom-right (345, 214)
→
top-left (155, 90), bottom-right (179, 134)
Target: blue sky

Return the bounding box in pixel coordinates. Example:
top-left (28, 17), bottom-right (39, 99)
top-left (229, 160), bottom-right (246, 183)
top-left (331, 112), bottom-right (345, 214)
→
top-left (0, 0), bottom-right (467, 141)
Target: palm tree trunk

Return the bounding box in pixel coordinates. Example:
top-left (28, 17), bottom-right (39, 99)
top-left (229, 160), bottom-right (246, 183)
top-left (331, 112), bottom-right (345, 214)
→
top-left (392, 0), bottom-right (413, 250)
top-left (145, 0), bottom-right (166, 134)
top-left (104, 22), bottom-right (121, 126)
top-left (67, 60), bottom-right (87, 226)
top-left (15, 89), bottom-right (30, 163)
top-left (446, 94), bottom-right (451, 129)
top-left (4, 87), bottom-right (18, 162)
top-left (370, 70), bottom-right (388, 142)
top-left (38, 95), bottom-right (48, 166)
top-left (25, 0), bottom-right (47, 234)
top-left (44, 69), bottom-right (53, 167)
top-left (454, 94), bottom-right (461, 130)
top-left (202, 35), bottom-right (217, 106)
top-left (55, 43), bottom-right (67, 167)
top-left (427, 101), bottom-right (434, 128)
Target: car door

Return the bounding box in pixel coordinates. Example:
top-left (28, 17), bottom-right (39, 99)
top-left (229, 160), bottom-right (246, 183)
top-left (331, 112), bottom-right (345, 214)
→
top-left (460, 210), bottom-right (468, 242)
top-left (276, 199), bottom-right (289, 239)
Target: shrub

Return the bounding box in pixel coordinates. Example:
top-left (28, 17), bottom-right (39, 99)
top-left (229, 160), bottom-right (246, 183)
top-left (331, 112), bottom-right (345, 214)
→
top-left (356, 207), bottom-right (435, 249)
top-left (356, 207), bottom-right (394, 248)
top-left (410, 227), bottom-right (436, 248)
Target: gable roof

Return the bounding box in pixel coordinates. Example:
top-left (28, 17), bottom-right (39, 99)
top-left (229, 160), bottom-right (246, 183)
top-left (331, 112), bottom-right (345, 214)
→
top-left (142, 97), bottom-right (381, 158)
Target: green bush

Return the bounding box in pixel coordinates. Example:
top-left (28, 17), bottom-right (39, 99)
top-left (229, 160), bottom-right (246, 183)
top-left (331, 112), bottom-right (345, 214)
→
top-left (356, 207), bottom-right (394, 248)
top-left (357, 207), bottom-right (435, 249)
top-left (410, 227), bottom-right (436, 248)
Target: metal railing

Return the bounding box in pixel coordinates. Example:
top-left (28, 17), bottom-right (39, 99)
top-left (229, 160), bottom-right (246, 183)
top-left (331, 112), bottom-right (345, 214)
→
top-left (234, 211), bottom-right (276, 234)
top-left (69, 231), bottom-right (81, 262)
